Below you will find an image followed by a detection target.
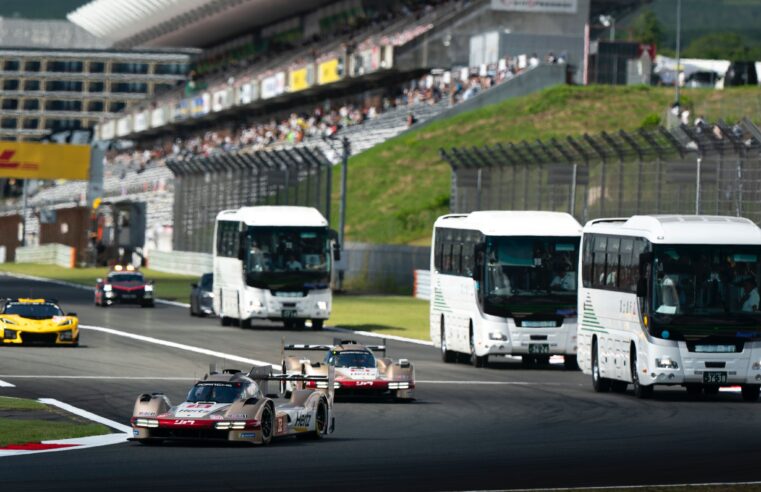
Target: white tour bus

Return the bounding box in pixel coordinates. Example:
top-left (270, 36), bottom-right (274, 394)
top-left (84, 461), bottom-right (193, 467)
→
top-left (430, 211), bottom-right (583, 369)
top-left (213, 206), bottom-right (337, 330)
top-left (578, 215), bottom-right (761, 401)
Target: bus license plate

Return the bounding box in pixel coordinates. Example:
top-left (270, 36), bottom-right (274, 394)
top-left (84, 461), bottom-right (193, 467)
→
top-left (281, 309), bottom-right (297, 319)
top-left (529, 344), bottom-right (550, 354)
top-left (703, 372), bottom-right (727, 384)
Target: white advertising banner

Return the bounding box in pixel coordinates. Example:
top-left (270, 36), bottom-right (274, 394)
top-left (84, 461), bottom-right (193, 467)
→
top-left (116, 116), bottom-right (132, 137)
top-left (261, 72), bottom-right (286, 99)
top-left (99, 120), bottom-right (115, 140)
top-left (151, 106), bottom-right (166, 128)
top-left (133, 110), bottom-right (149, 133)
top-left (491, 0), bottom-right (577, 14)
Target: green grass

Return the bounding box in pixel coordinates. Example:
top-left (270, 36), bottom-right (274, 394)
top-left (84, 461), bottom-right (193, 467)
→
top-left (330, 85), bottom-right (761, 246)
top-left (0, 419), bottom-right (108, 447)
top-left (330, 295), bottom-right (429, 341)
top-left (0, 263), bottom-right (197, 303)
top-left (0, 396), bottom-right (110, 447)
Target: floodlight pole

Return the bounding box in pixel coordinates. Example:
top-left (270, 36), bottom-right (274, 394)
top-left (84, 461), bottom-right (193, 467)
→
top-left (674, 0), bottom-right (682, 106)
top-left (338, 136), bottom-right (350, 249)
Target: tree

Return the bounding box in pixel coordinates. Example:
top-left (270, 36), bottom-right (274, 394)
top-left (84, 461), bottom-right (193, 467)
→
top-left (682, 32), bottom-right (761, 60)
top-left (632, 9), bottom-right (664, 47)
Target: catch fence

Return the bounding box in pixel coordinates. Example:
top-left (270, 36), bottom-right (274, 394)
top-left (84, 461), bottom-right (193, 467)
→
top-left (167, 146), bottom-right (333, 253)
top-left (440, 118), bottom-right (761, 223)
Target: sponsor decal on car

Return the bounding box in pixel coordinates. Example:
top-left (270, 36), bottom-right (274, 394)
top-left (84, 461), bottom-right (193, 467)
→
top-left (294, 412), bottom-right (311, 428)
top-left (133, 430), bottom-right (139, 436)
top-left (240, 432), bottom-right (256, 438)
top-left (276, 415), bottom-right (286, 435)
top-left (137, 411), bottom-right (156, 416)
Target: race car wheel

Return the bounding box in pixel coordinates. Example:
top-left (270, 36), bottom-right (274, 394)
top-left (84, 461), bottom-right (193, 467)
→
top-left (469, 329), bottom-right (487, 368)
top-left (311, 319), bottom-right (324, 331)
top-left (440, 318), bottom-right (456, 363)
top-left (591, 339), bottom-right (611, 393)
top-left (260, 403), bottom-right (274, 445)
top-left (301, 397), bottom-right (328, 440)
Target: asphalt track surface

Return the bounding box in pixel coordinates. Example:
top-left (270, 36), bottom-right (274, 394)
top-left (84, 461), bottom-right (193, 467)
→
top-left (1, 276), bottom-right (761, 491)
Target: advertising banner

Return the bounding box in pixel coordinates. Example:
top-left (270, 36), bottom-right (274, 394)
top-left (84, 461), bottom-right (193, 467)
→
top-left (237, 81), bottom-right (256, 104)
top-left (261, 72), bottom-right (286, 99)
top-left (151, 106), bottom-right (166, 128)
top-left (0, 142), bottom-right (91, 180)
top-left (99, 121), bottom-right (115, 140)
top-left (133, 110), bottom-right (149, 133)
top-left (174, 99), bottom-right (190, 121)
top-left (317, 57), bottom-right (343, 85)
top-left (491, 0), bottom-right (577, 14)
top-left (289, 66), bottom-right (312, 92)
top-left (116, 116), bottom-right (132, 137)
top-left (192, 92), bottom-right (211, 117)
top-left (212, 88), bottom-right (232, 112)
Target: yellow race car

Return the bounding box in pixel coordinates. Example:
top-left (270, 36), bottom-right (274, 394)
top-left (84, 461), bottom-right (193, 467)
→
top-left (0, 298), bottom-right (79, 346)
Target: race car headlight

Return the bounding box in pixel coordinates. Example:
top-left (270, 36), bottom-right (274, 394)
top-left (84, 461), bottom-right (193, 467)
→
top-left (103, 284), bottom-right (113, 292)
top-left (57, 319), bottom-right (73, 327)
top-left (489, 331), bottom-right (508, 341)
top-left (3, 329), bottom-right (17, 340)
top-left (316, 301), bottom-right (328, 311)
top-left (215, 421), bottom-right (251, 430)
top-left (655, 357), bottom-right (678, 369)
top-left (2, 318), bottom-right (17, 325)
top-left (134, 418), bottom-right (159, 428)
top-left (59, 330), bottom-right (73, 341)
top-left (144, 284), bottom-right (154, 292)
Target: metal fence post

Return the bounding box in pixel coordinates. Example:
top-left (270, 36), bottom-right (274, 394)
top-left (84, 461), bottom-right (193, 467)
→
top-left (569, 163), bottom-right (577, 215)
top-left (695, 156), bottom-right (702, 214)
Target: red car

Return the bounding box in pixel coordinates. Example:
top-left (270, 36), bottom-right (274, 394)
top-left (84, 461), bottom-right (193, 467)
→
top-left (95, 265), bottom-right (155, 308)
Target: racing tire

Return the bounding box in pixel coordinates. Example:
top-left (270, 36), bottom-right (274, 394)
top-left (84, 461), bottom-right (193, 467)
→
top-left (630, 347), bottom-right (653, 399)
top-left (469, 330), bottom-right (488, 368)
top-left (440, 318), bottom-right (456, 363)
top-left (591, 339), bottom-right (612, 393)
top-left (741, 384), bottom-right (760, 402)
top-left (302, 397), bottom-right (328, 440)
top-left (311, 319), bottom-right (324, 331)
top-left (259, 403), bottom-right (275, 445)
top-left (564, 354), bottom-right (580, 371)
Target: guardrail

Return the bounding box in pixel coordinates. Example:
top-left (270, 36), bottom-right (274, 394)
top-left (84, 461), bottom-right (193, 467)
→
top-left (15, 243), bottom-right (76, 268)
top-left (148, 250), bottom-right (212, 277)
top-left (413, 270), bottom-right (431, 300)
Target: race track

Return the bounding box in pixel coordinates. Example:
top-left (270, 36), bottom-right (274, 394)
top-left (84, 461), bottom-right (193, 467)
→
top-left (1, 275), bottom-right (761, 491)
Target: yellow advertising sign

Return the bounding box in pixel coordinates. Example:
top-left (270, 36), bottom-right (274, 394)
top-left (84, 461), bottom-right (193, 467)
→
top-left (289, 67), bottom-right (311, 92)
top-left (318, 58), bottom-right (342, 85)
top-left (0, 141), bottom-right (90, 180)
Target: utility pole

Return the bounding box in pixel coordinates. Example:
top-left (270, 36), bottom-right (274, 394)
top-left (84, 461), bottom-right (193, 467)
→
top-left (21, 179), bottom-right (28, 246)
top-left (338, 136), bottom-right (350, 248)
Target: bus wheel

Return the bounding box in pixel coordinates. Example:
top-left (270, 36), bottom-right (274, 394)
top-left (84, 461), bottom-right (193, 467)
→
top-left (591, 339), bottom-right (611, 393)
top-left (469, 331), bottom-right (488, 368)
top-left (630, 348), bottom-right (653, 399)
top-left (564, 354), bottom-right (579, 371)
top-left (240, 318), bottom-right (252, 329)
top-left (741, 384), bottom-right (760, 402)
top-left (311, 319), bottom-right (324, 331)
top-left (440, 319), bottom-right (456, 363)
top-left (220, 316), bottom-right (232, 327)
top-left (611, 381), bottom-right (628, 393)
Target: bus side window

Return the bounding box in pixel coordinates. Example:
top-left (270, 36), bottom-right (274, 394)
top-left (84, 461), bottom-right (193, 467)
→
top-left (433, 229), bottom-right (443, 271)
top-left (582, 235), bottom-right (594, 287)
top-left (619, 238), bottom-right (635, 292)
top-left (442, 233), bottom-right (453, 273)
top-left (606, 237), bottom-right (620, 288)
top-left (592, 235), bottom-right (607, 288)
top-left (462, 232), bottom-right (475, 277)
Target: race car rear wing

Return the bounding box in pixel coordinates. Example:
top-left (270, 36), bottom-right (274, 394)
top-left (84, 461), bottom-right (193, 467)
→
top-left (248, 365), bottom-right (336, 402)
top-left (283, 338), bottom-right (387, 355)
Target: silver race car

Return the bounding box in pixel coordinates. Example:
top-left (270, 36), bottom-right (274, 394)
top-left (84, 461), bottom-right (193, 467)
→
top-left (283, 339), bottom-right (415, 401)
top-left (130, 366), bottom-right (335, 445)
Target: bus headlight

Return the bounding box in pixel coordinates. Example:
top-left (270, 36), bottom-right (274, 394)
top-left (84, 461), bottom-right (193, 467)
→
top-left (103, 284), bottom-right (113, 292)
top-left (144, 284), bottom-right (154, 293)
top-left (489, 332), bottom-right (507, 341)
top-left (316, 301), bottom-right (328, 311)
top-left (250, 299), bottom-right (263, 309)
top-left (655, 357), bottom-right (678, 369)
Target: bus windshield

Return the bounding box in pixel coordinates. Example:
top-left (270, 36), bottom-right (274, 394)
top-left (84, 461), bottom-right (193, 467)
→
top-left (651, 244), bottom-right (761, 338)
top-left (244, 226), bottom-right (330, 289)
top-left (483, 236), bottom-right (579, 317)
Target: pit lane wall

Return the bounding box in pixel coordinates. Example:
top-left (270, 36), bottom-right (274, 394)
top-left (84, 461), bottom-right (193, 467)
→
top-left (146, 243), bottom-right (430, 294)
top-left (15, 243), bottom-right (76, 268)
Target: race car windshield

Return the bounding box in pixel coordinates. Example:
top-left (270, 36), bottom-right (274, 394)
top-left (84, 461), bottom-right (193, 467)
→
top-left (109, 273), bottom-right (144, 283)
top-left (3, 302), bottom-right (63, 319)
top-left (186, 383), bottom-right (244, 404)
top-left (325, 351), bottom-right (376, 368)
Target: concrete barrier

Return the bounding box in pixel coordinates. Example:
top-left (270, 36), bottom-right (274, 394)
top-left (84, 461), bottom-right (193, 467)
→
top-left (148, 250), bottom-right (212, 277)
top-left (15, 243), bottom-right (75, 268)
top-left (413, 270), bottom-right (431, 300)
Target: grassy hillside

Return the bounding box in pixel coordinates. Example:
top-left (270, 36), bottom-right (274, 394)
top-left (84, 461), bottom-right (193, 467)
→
top-left (331, 85), bottom-right (761, 246)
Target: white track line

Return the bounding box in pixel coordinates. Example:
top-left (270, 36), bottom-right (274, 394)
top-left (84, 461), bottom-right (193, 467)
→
top-left (485, 480), bottom-right (761, 491)
top-left (0, 272), bottom-right (191, 308)
top-left (329, 326), bottom-right (434, 346)
top-left (81, 324), bottom-right (279, 369)
top-left (0, 379), bottom-right (16, 388)
top-left (39, 398), bottom-right (132, 434)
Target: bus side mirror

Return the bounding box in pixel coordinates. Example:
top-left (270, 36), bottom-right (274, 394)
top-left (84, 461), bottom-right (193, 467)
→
top-left (636, 277), bottom-right (648, 298)
top-left (473, 242), bottom-right (485, 282)
top-left (329, 229), bottom-right (341, 261)
top-left (238, 232), bottom-right (246, 260)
